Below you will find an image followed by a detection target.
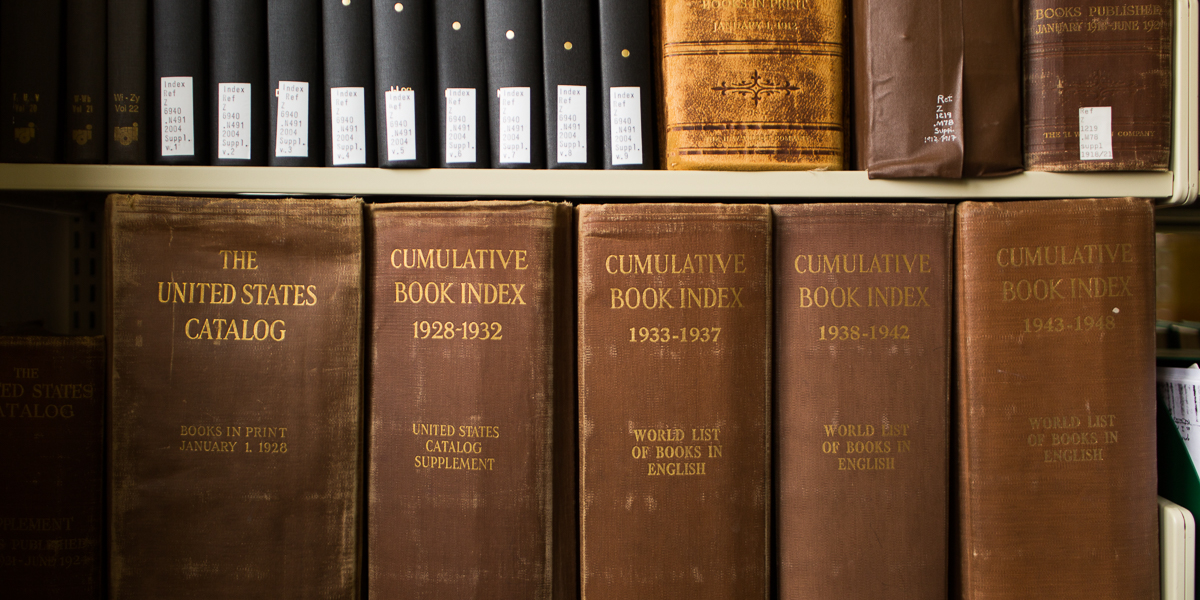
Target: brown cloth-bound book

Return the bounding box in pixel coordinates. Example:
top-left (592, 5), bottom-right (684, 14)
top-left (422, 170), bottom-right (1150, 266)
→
top-left (367, 201), bottom-right (576, 600)
top-left (0, 336), bottom-right (105, 600)
top-left (854, 0), bottom-right (1022, 178)
top-left (107, 195), bottom-right (362, 599)
top-left (659, 0), bottom-right (844, 170)
top-left (577, 204), bottom-right (770, 600)
top-left (956, 198), bottom-right (1159, 600)
top-left (774, 204), bottom-right (951, 600)
top-left (1024, 0), bottom-right (1171, 171)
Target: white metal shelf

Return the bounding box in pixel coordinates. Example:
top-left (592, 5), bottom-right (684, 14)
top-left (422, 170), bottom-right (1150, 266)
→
top-left (0, 164), bottom-right (1182, 200)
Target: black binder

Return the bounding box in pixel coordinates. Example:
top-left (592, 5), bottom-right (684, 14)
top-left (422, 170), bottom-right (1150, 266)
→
top-left (373, 0), bottom-right (430, 167)
top-left (267, 0), bottom-right (323, 166)
top-left (211, 0), bottom-right (267, 165)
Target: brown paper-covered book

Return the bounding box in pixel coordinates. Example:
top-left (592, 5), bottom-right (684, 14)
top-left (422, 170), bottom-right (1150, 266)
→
top-left (0, 336), bottom-right (105, 600)
top-left (854, 0), bottom-right (1022, 178)
top-left (1024, 0), bottom-right (1171, 171)
top-left (659, 0), bottom-right (844, 170)
top-left (957, 198), bottom-right (1159, 599)
top-left (577, 204), bottom-right (770, 600)
top-left (774, 204), bottom-right (951, 599)
top-left (107, 195), bottom-right (362, 599)
top-left (367, 201), bottom-right (575, 600)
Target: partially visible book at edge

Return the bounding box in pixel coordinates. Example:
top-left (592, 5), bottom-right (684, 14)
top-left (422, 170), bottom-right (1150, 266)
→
top-left (659, 0), bottom-right (842, 170)
top-left (0, 336), bottom-right (104, 599)
top-left (956, 198), bottom-right (1159, 599)
top-left (367, 201), bottom-right (575, 599)
top-left (853, 0), bottom-right (1022, 177)
top-left (1024, 0), bottom-right (1172, 171)
top-left (774, 204), bottom-right (951, 599)
top-left (577, 204), bottom-right (770, 600)
top-left (106, 195), bottom-right (362, 598)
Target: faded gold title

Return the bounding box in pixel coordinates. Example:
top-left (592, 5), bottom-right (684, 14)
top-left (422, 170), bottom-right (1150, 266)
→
top-left (793, 252), bottom-right (934, 310)
top-left (0, 367), bottom-right (89, 420)
top-left (390, 248), bottom-right (532, 307)
top-left (994, 243), bottom-right (1135, 302)
top-left (605, 253), bottom-right (751, 310)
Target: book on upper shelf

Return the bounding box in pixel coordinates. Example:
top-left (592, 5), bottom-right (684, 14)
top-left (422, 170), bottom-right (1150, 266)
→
top-left (659, 0), bottom-right (842, 170)
top-left (0, 335), bottom-right (105, 600)
top-left (956, 197), bottom-right (1159, 599)
top-left (211, 0), bottom-right (268, 165)
top-left (597, 0), bottom-right (655, 169)
top-left (433, 0), bottom-right (491, 168)
top-left (542, 0), bottom-right (597, 168)
top-left (484, 0), bottom-right (546, 168)
top-left (106, 195), bottom-right (362, 598)
top-left (1024, 0), bottom-right (1172, 171)
top-left (367, 200), bottom-right (575, 599)
top-left (63, 0), bottom-right (108, 164)
top-left (323, 0), bottom-right (377, 167)
top-left (373, 0), bottom-right (431, 167)
top-left (108, 0), bottom-right (150, 165)
top-left (267, 0), bottom-right (324, 166)
top-left (152, 0), bottom-right (209, 165)
top-left (577, 203), bottom-right (770, 600)
top-left (0, 1), bottom-right (63, 163)
top-left (774, 203), bottom-right (952, 600)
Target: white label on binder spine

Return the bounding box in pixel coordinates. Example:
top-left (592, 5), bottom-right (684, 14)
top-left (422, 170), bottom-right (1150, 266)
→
top-left (445, 88), bottom-right (476, 164)
top-left (217, 83), bottom-right (252, 160)
top-left (610, 87), bottom-right (642, 166)
top-left (1079, 106), bottom-right (1113, 161)
top-left (160, 76), bottom-right (195, 156)
top-left (499, 87), bottom-right (531, 164)
top-left (557, 85), bottom-right (587, 163)
top-left (385, 88), bottom-right (417, 162)
top-left (331, 87), bottom-right (366, 165)
top-left (276, 81), bottom-right (310, 158)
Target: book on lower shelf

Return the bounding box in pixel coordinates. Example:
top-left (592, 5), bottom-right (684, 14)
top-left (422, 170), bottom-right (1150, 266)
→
top-left (106, 195), bottom-right (362, 597)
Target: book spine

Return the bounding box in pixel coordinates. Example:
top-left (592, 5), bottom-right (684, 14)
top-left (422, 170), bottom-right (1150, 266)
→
top-left (152, 0), bottom-right (209, 165)
top-left (432, 0), bottom-right (490, 168)
top-left (853, 0), bottom-right (962, 177)
top-left (773, 204), bottom-right (951, 600)
top-left (956, 198), bottom-right (1159, 599)
top-left (63, 0), bottom-right (107, 164)
top-left (0, 0), bottom-right (63, 163)
top-left (484, 0), bottom-right (545, 168)
top-left (267, 0), bottom-right (324, 166)
top-left (597, 0), bottom-right (655, 170)
top-left (108, 0), bottom-right (149, 164)
top-left (961, 0), bottom-right (1022, 177)
top-left (541, 0), bottom-right (596, 168)
top-left (0, 336), bottom-right (105, 600)
top-left (323, 0), bottom-right (376, 167)
top-left (1024, 0), bottom-right (1171, 171)
top-left (210, 0), bottom-right (268, 165)
top-left (660, 0), bottom-right (842, 170)
top-left (367, 201), bottom-right (574, 600)
top-left (106, 195), bottom-right (362, 599)
top-left (577, 203), bottom-right (770, 600)
top-left (373, 0), bottom-right (430, 167)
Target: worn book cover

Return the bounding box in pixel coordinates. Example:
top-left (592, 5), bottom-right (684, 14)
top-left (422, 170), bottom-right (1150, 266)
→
top-left (0, 336), bottom-right (104, 600)
top-left (774, 204), bottom-right (951, 599)
top-left (957, 198), bottom-right (1159, 599)
top-left (367, 201), bottom-right (575, 600)
top-left (1024, 0), bottom-right (1171, 171)
top-left (659, 0), bottom-right (844, 170)
top-left (577, 203), bottom-right (770, 600)
top-left (107, 195), bottom-right (362, 599)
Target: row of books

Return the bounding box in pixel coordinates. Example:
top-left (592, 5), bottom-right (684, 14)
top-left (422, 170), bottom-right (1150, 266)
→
top-left (3, 195), bottom-right (1158, 599)
top-left (0, 0), bottom-right (1173, 173)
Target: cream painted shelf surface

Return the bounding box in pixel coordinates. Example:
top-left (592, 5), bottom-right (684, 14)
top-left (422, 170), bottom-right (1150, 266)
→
top-left (0, 164), bottom-right (1183, 201)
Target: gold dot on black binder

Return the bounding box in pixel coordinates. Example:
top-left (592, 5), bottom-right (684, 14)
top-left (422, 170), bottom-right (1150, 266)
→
top-left (622, 49), bottom-right (630, 57)
top-left (564, 41), bottom-right (573, 50)
top-left (452, 21), bottom-right (461, 30)
top-left (394, 2), bottom-right (402, 10)
top-left (506, 30), bottom-right (515, 39)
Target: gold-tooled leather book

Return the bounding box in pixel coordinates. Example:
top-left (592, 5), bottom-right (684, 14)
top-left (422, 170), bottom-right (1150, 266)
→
top-left (1024, 0), bottom-right (1171, 171)
top-left (367, 201), bottom-right (575, 600)
top-left (0, 336), bottom-right (104, 600)
top-left (659, 0), bottom-right (844, 170)
top-left (577, 203), bottom-right (770, 600)
top-left (956, 198), bottom-right (1159, 599)
top-left (774, 204), bottom-right (951, 599)
top-left (106, 195), bottom-right (362, 599)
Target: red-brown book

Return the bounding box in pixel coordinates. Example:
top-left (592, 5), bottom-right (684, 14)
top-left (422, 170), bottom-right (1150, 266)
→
top-left (774, 204), bottom-right (951, 599)
top-left (0, 336), bottom-right (104, 600)
top-left (106, 195), bottom-right (362, 599)
top-left (577, 203), bottom-right (770, 600)
top-left (366, 201), bottom-right (575, 600)
top-left (1024, 0), bottom-right (1171, 171)
top-left (956, 198), bottom-right (1159, 599)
